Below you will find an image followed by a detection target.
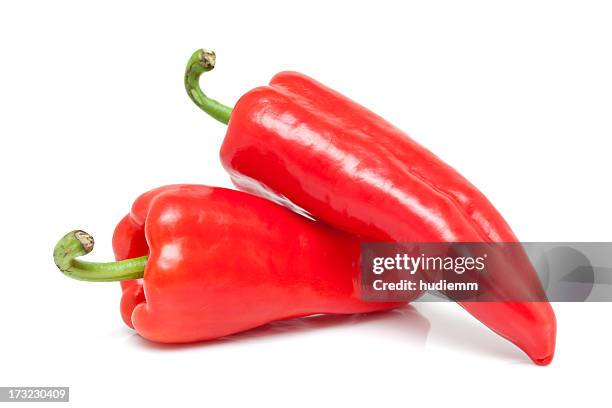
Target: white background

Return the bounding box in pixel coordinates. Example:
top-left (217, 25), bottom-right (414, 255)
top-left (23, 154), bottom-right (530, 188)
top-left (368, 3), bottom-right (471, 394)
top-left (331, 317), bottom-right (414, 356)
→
top-left (1, 1), bottom-right (611, 406)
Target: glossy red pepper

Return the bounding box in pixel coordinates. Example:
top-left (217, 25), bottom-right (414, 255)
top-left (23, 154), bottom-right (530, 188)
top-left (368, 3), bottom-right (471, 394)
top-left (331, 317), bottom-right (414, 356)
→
top-left (53, 184), bottom-right (407, 343)
top-left (185, 49), bottom-right (557, 364)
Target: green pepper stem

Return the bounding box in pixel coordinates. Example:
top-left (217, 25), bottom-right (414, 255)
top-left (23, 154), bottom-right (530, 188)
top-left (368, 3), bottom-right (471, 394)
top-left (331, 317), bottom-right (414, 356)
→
top-left (53, 230), bottom-right (146, 282)
top-left (184, 49), bottom-right (233, 125)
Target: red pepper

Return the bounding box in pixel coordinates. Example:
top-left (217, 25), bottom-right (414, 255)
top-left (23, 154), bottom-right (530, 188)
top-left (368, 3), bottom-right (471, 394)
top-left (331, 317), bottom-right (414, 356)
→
top-left (53, 184), bottom-right (407, 343)
top-left (185, 50), bottom-right (557, 364)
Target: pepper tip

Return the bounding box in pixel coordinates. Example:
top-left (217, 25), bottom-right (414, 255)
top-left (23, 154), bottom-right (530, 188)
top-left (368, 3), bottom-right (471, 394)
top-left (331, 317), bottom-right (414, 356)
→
top-left (197, 48), bottom-right (216, 71)
top-left (532, 353), bottom-right (554, 366)
top-left (73, 230), bottom-right (94, 253)
top-left (53, 230), bottom-right (94, 274)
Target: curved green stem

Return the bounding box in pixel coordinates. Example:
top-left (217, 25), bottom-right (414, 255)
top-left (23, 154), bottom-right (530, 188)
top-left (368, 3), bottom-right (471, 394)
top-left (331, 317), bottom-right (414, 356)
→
top-left (53, 230), bottom-right (146, 282)
top-left (185, 49), bottom-right (233, 125)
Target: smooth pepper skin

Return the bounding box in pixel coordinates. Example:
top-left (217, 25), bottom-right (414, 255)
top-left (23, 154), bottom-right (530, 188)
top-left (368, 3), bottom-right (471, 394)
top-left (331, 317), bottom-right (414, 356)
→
top-left (111, 184), bottom-right (406, 343)
top-left (219, 72), bottom-right (557, 364)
